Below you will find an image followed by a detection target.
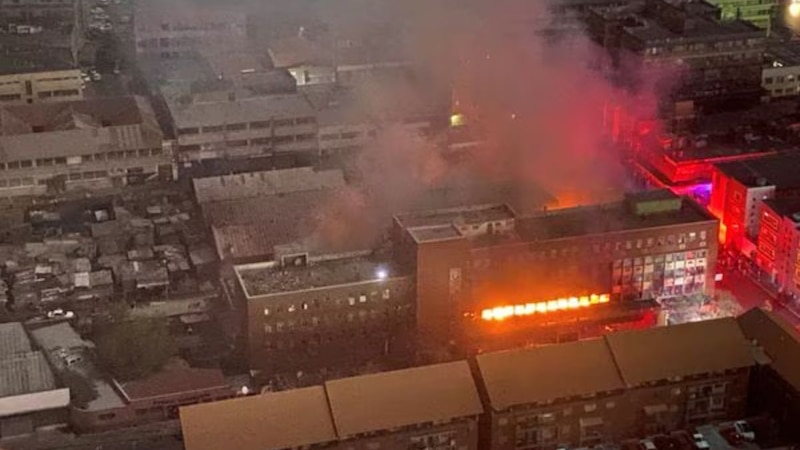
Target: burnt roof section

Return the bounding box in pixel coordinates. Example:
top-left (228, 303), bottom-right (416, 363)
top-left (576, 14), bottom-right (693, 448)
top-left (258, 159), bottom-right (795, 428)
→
top-left (324, 361), bottom-right (483, 438)
top-left (605, 318), bottom-right (754, 386)
top-left (477, 338), bottom-right (625, 410)
top-left (737, 307), bottom-right (800, 392)
top-left (179, 386), bottom-right (337, 450)
top-left (716, 153), bottom-right (800, 189)
top-left (516, 192), bottom-right (715, 242)
top-left (396, 204), bottom-right (516, 230)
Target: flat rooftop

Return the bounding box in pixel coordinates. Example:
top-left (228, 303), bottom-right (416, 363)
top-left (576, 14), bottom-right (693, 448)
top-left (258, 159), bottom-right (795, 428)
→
top-left (763, 197), bottom-right (800, 222)
top-left (396, 204), bottom-right (516, 229)
top-left (737, 308), bottom-right (800, 393)
top-left (170, 93), bottom-right (313, 128)
top-left (766, 40), bottom-right (800, 67)
top-left (716, 153), bottom-right (800, 189)
top-left (324, 361), bottom-right (483, 438)
top-left (625, 16), bottom-right (762, 43)
top-left (515, 194), bottom-right (715, 242)
top-left (407, 225), bottom-right (463, 243)
top-left (237, 256), bottom-right (400, 297)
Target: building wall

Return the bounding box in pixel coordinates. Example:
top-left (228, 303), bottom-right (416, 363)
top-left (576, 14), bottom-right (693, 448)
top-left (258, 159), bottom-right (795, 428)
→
top-left (484, 369), bottom-right (749, 450)
top-left (337, 417), bottom-right (479, 450)
top-left (0, 0), bottom-right (76, 22)
top-left (0, 406), bottom-right (68, 438)
top-left (0, 69), bottom-right (83, 105)
top-left (763, 64), bottom-right (800, 98)
top-left (175, 114), bottom-right (318, 162)
top-left (134, 16), bottom-right (246, 59)
top-left (756, 205), bottom-right (800, 299)
top-left (245, 277), bottom-right (415, 375)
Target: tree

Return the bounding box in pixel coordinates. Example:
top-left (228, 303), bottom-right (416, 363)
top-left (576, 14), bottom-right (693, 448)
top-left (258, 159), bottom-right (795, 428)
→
top-left (61, 369), bottom-right (98, 409)
top-left (95, 317), bottom-right (177, 381)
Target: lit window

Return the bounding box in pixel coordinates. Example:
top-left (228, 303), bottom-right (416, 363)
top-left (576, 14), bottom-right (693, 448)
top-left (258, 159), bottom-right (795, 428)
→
top-left (288, 304), bottom-right (296, 313)
top-left (302, 302), bottom-right (308, 310)
top-left (584, 404), bottom-right (597, 412)
top-left (348, 297), bottom-right (356, 306)
top-left (359, 295), bottom-right (367, 303)
top-left (382, 289), bottom-right (390, 299)
top-left (605, 401), bottom-right (615, 409)
top-left (263, 308), bottom-right (270, 316)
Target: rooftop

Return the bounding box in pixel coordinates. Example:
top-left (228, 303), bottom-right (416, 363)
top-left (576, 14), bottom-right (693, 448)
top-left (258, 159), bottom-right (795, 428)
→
top-left (737, 307), bottom-right (800, 392)
top-left (407, 225), bottom-right (463, 243)
top-left (169, 93), bottom-right (314, 128)
top-left (118, 361), bottom-right (227, 402)
top-left (0, 323), bottom-right (32, 358)
top-left (515, 193), bottom-right (715, 242)
top-left (0, 96), bottom-right (157, 136)
top-left (0, 351), bottom-right (58, 398)
top-left (477, 338), bottom-right (625, 410)
top-left (396, 204), bottom-right (516, 230)
top-left (763, 197), bottom-right (800, 223)
top-left (193, 167), bottom-right (345, 203)
top-left (605, 318), bottom-right (754, 387)
top-left (237, 255), bottom-right (399, 297)
top-left (766, 40), bottom-right (800, 67)
top-left (716, 153), bottom-right (800, 189)
top-left (0, 45), bottom-right (75, 76)
top-left (324, 361), bottom-right (483, 438)
top-left (179, 386), bottom-right (337, 450)
top-left (28, 322), bottom-right (93, 351)
top-left (624, 14), bottom-right (762, 44)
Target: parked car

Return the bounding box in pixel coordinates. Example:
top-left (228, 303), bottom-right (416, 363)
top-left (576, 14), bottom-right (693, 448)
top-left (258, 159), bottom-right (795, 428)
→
top-left (692, 433), bottom-right (710, 450)
top-left (46, 308), bottom-right (75, 319)
top-left (734, 420), bottom-right (755, 441)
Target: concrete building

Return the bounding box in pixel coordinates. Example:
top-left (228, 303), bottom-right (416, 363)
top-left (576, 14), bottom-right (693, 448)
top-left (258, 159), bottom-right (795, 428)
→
top-left (134, 3), bottom-right (246, 59)
top-left (29, 322), bottom-right (233, 432)
top-left (477, 338), bottom-right (628, 449)
top-left (710, 153), bottom-right (800, 252)
top-left (0, 67), bottom-right (83, 105)
top-left (168, 93), bottom-right (317, 163)
top-left (476, 318), bottom-right (753, 449)
top-left (763, 41), bottom-right (800, 98)
top-left (755, 197), bottom-right (800, 299)
top-left (0, 323), bottom-right (70, 438)
top-left (180, 386), bottom-right (339, 450)
top-left (0, 96), bottom-right (171, 196)
top-left (180, 361), bottom-right (483, 450)
top-left (324, 362), bottom-right (483, 450)
top-left (590, 0), bottom-right (767, 116)
top-left (234, 249), bottom-right (415, 376)
top-left (706, 0), bottom-right (777, 28)
top-left (737, 307), bottom-right (800, 443)
top-left (0, 0), bottom-right (79, 24)
top-left (394, 190), bottom-right (719, 351)
top-left (193, 167), bottom-right (346, 262)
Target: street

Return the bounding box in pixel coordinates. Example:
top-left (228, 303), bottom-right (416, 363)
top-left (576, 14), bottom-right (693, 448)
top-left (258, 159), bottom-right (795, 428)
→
top-left (717, 267), bottom-right (800, 327)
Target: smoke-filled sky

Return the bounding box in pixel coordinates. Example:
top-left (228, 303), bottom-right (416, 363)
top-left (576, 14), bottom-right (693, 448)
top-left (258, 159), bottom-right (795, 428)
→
top-left (302, 0), bottom-right (675, 251)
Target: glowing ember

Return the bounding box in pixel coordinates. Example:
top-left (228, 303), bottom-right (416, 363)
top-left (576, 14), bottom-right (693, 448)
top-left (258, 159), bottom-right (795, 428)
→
top-left (481, 294), bottom-right (610, 321)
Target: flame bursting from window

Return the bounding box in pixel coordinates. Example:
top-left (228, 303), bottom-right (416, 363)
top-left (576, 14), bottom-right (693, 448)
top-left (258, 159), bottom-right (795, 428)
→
top-left (481, 294), bottom-right (611, 321)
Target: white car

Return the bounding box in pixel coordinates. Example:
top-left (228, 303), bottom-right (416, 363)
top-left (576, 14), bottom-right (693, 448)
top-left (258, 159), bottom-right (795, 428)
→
top-left (46, 309), bottom-right (75, 319)
top-left (734, 420), bottom-right (755, 441)
top-left (692, 433), bottom-right (710, 450)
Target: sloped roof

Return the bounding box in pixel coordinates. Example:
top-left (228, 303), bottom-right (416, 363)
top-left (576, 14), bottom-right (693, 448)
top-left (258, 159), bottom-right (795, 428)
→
top-left (180, 387), bottom-right (337, 450)
top-left (737, 307), bottom-right (800, 392)
top-left (0, 323), bottom-right (31, 358)
top-left (477, 338), bottom-right (625, 410)
top-left (0, 351), bottom-right (57, 398)
top-left (325, 361), bottom-right (483, 438)
top-left (606, 318), bottom-right (754, 387)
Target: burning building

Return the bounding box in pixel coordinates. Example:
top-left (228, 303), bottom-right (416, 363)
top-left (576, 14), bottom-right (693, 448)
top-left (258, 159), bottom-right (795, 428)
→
top-left (393, 189), bottom-right (718, 352)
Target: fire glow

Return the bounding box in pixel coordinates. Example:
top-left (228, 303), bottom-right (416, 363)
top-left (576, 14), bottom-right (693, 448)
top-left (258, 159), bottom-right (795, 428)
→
top-left (481, 294), bottom-right (611, 321)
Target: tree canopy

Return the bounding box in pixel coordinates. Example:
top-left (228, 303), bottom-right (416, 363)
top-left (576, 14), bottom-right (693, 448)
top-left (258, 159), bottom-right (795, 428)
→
top-left (95, 317), bottom-right (177, 381)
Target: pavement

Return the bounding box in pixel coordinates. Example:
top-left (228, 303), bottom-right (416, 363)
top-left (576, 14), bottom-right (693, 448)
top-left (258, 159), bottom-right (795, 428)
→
top-left (717, 267), bottom-right (800, 327)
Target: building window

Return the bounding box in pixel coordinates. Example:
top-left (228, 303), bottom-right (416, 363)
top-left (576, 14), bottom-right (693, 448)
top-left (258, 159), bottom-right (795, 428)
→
top-left (584, 403), bottom-right (597, 412)
top-left (348, 296), bottom-right (355, 306)
top-left (263, 308), bottom-right (270, 316)
top-left (98, 413), bottom-right (116, 421)
top-left (382, 289), bottom-right (390, 299)
top-left (605, 401), bottom-right (615, 409)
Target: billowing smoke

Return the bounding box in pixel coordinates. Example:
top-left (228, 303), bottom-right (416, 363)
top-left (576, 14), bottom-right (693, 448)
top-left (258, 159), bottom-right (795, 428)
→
top-left (296, 0), bottom-right (677, 251)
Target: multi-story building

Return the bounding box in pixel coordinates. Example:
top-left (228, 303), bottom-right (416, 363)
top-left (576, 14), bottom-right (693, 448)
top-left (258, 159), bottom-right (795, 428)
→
top-left (738, 307), bottom-right (800, 443)
top-left (394, 190), bottom-right (719, 351)
top-left (168, 93), bottom-right (318, 164)
top-left (324, 362), bottom-right (483, 450)
top-left (234, 249), bottom-right (415, 376)
top-left (755, 197), bottom-right (800, 298)
top-left (0, 0), bottom-right (79, 24)
top-left (0, 96), bottom-right (171, 196)
top-left (477, 318), bottom-right (752, 450)
top-left (134, 5), bottom-right (246, 59)
top-left (762, 41), bottom-right (800, 98)
top-left (710, 153), bottom-right (800, 252)
top-left (477, 338), bottom-right (628, 449)
top-left (0, 66), bottom-right (83, 105)
top-left (591, 0), bottom-right (767, 114)
top-left (180, 361), bottom-right (483, 450)
top-left (0, 323), bottom-right (70, 438)
top-left (706, 0), bottom-right (777, 28)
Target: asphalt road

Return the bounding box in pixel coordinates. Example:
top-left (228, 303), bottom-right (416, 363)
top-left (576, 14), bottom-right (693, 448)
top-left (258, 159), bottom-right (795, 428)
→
top-left (717, 267), bottom-right (800, 327)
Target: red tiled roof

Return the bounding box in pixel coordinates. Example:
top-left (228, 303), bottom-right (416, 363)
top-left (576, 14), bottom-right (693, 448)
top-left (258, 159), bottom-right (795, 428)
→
top-left (119, 364), bottom-right (228, 402)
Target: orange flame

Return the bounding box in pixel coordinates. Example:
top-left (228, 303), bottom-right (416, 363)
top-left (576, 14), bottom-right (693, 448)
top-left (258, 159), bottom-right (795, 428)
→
top-left (481, 294), bottom-right (611, 321)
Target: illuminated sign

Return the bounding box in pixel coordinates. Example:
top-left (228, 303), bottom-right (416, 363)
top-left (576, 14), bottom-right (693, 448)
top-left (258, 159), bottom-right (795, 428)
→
top-left (481, 294), bottom-right (611, 321)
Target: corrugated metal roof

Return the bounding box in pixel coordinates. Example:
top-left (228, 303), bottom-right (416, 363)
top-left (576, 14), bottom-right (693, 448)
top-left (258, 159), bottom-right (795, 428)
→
top-left (193, 167), bottom-right (344, 203)
top-left (325, 361), bottom-right (483, 438)
top-left (0, 323), bottom-right (31, 358)
top-left (477, 338), bottom-right (625, 411)
top-left (0, 351), bottom-right (57, 398)
top-left (169, 94), bottom-right (313, 128)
